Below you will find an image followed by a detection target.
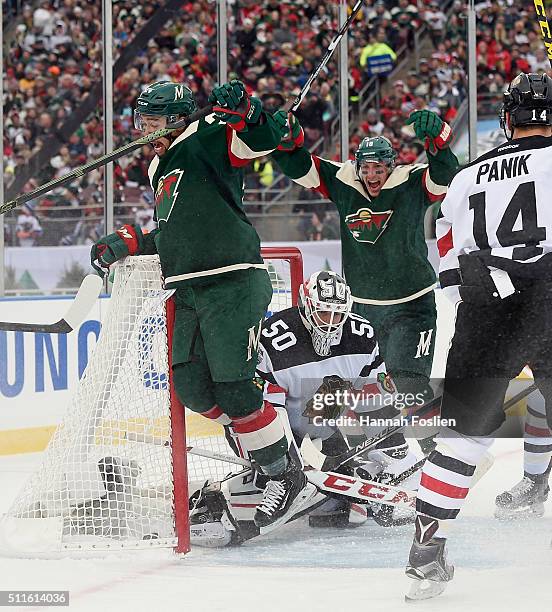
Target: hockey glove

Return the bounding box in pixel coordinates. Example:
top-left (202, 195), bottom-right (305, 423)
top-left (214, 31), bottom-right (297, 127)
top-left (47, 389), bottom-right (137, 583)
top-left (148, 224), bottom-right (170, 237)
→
top-left (209, 80), bottom-right (262, 131)
top-left (405, 110), bottom-right (453, 154)
top-left (90, 224), bottom-right (145, 275)
top-left (273, 111), bottom-right (305, 152)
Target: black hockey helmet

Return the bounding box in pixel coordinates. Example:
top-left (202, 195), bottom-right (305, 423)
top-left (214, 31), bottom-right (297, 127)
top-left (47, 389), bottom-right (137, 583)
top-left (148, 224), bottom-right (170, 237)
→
top-left (500, 73), bottom-right (552, 138)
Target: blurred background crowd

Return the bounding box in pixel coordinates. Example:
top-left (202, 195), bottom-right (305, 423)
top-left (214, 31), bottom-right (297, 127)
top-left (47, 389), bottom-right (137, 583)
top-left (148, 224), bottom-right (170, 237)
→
top-left (1, 0), bottom-right (550, 245)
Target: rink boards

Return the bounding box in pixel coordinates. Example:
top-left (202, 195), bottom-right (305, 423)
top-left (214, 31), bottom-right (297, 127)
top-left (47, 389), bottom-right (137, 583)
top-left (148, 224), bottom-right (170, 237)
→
top-left (0, 290), bottom-right (527, 454)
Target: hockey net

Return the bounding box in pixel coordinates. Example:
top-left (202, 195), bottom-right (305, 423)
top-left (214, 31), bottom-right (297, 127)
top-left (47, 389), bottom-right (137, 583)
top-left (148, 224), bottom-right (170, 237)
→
top-left (0, 248), bottom-right (303, 556)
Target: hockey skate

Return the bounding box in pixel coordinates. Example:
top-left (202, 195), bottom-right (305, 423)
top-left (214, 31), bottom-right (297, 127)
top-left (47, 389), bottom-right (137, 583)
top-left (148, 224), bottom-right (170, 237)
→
top-left (405, 536), bottom-right (454, 601)
top-left (254, 460), bottom-right (317, 534)
top-left (495, 471), bottom-right (550, 520)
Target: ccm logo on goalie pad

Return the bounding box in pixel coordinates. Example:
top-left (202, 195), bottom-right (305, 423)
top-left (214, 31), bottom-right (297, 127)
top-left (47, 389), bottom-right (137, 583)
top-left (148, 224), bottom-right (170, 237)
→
top-left (317, 472), bottom-right (416, 507)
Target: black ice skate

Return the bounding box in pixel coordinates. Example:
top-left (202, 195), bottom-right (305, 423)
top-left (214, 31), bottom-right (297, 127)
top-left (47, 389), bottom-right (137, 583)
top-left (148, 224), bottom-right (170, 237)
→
top-left (405, 535), bottom-right (454, 601)
top-left (254, 460), bottom-right (317, 534)
top-left (495, 471), bottom-right (550, 520)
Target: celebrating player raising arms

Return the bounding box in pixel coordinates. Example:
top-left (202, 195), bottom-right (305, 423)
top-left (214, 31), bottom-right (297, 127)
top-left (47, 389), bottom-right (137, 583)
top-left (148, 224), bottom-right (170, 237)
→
top-left (272, 109), bottom-right (459, 453)
top-left (90, 80), bottom-right (317, 533)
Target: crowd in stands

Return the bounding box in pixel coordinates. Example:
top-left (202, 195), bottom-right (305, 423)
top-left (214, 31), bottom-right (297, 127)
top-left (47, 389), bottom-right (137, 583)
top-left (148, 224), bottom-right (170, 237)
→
top-left (2, 0), bottom-right (548, 246)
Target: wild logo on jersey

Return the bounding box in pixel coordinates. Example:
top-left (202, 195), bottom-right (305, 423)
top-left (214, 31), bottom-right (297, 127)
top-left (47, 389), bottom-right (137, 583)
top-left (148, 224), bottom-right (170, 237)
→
top-left (154, 168), bottom-right (184, 222)
top-left (344, 207), bottom-right (393, 243)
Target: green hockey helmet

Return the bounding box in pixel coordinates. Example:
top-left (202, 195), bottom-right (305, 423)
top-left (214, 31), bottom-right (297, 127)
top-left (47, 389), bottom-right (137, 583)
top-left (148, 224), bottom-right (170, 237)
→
top-left (354, 136), bottom-right (397, 178)
top-left (134, 81), bottom-right (197, 131)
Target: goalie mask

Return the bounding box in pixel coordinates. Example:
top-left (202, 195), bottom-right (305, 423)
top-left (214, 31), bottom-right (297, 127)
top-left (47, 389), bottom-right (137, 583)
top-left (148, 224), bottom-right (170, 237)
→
top-left (500, 72), bottom-right (552, 140)
top-left (134, 81), bottom-right (197, 132)
top-left (298, 271), bottom-right (353, 356)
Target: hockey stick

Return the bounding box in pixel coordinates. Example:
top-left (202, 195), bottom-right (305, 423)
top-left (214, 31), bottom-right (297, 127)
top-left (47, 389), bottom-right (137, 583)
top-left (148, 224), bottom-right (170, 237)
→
top-left (534, 0), bottom-right (552, 64)
top-left (282, 0), bottom-right (364, 113)
top-left (301, 395), bottom-right (441, 471)
top-left (122, 430), bottom-right (252, 468)
top-left (306, 469), bottom-right (416, 510)
top-left (0, 274), bottom-right (103, 333)
top-left (1, 4), bottom-right (363, 217)
top-left (301, 382), bottom-right (538, 472)
top-left (0, 105), bottom-right (213, 216)
top-left (124, 428), bottom-right (418, 510)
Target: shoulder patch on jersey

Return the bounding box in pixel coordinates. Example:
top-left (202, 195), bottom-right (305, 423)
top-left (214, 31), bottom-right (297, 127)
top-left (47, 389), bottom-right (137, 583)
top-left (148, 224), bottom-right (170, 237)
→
top-left (344, 207), bottom-right (393, 243)
top-left (168, 119), bottom-right (201, 149)
top-left (335, 160), bottom-right (370, 199)
top-left (383, 163), bottom-right (427, 190)
top-left (148, 120), bottom-right (201, 187)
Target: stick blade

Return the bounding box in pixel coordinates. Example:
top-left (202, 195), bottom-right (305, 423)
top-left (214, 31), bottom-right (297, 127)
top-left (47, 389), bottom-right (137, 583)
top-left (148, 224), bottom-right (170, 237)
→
top-left (0, 274), bottom-right (102, 333)
top-left (63, 274), bottom-right (103, 330)
top-left (300, 435), bottom-right (326, 470)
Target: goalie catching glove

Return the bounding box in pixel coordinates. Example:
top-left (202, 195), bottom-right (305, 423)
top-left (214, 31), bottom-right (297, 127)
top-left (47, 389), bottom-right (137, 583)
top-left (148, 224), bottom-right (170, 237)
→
top-left (90, 224), bottom-right (145, 275)
top-left (406, 109), bottom-right (453, 154)
top-left (208, 79), bottom-right (262, 131)
top-left (273, 111), bottom-right (305, 152)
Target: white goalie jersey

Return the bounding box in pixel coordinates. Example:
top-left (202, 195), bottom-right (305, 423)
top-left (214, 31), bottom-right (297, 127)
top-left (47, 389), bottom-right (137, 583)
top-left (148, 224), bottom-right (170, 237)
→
top-left (437, 135), bottom-right (552, 288)
top-left (256, 307), bottom-right (391, 442)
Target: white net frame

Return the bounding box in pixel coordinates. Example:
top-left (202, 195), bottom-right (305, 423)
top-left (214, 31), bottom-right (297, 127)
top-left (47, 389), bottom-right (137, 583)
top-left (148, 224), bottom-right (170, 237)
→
top-left (0, 249), bottom-right (302, 557)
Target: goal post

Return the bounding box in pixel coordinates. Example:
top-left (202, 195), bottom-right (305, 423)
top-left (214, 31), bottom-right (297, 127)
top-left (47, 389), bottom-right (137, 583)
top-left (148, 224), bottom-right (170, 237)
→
top-left (0, 248), bottom-right (303, 557)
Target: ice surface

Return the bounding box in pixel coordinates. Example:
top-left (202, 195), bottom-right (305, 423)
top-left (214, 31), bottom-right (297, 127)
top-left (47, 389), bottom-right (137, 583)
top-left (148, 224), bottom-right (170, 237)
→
top-left (1, 440), bottom-right (551, 612)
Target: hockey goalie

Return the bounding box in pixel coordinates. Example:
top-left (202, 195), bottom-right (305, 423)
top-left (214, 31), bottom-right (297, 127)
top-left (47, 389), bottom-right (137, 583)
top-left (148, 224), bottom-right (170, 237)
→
top-left (189, 271), bottom-right (423, 547)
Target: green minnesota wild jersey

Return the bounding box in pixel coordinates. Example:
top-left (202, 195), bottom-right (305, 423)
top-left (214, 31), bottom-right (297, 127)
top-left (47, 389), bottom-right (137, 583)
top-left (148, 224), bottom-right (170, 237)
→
top-left (272, 146), bottom-right (458, 302)
top-left (141, 113), bottom-right (282, 288)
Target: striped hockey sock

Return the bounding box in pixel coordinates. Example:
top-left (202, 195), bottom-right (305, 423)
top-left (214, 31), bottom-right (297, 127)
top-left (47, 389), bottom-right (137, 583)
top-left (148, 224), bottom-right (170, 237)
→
top-left (416, 450), bottom-right (475, 520)
top-left (523, 397), bottom-right (552, 476)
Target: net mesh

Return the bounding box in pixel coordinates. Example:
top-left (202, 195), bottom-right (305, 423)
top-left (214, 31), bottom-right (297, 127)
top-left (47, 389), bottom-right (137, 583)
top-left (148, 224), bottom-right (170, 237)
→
top-left (1, 253), bottom-right (298, 554)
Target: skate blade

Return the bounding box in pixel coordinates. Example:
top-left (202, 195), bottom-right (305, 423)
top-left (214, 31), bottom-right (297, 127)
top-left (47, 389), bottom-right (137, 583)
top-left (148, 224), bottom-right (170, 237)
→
top-left (494, 502), bottom-right (545, 521)
top-left (259, 483), bottom-right (318, 535)
top-left (405, 578), bottom-right (447, 602)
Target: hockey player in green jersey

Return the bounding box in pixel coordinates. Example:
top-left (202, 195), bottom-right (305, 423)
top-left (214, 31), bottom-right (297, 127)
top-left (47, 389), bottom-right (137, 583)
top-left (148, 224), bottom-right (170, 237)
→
top-left (272, 109), bottom-right (458, 441)
top-left (90, 80), bottom-right (316, 532)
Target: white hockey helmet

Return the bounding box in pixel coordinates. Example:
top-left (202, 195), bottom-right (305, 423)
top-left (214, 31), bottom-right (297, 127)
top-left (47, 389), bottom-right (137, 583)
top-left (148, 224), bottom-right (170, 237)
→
top-left (298, 270), bottom-right (353, 356)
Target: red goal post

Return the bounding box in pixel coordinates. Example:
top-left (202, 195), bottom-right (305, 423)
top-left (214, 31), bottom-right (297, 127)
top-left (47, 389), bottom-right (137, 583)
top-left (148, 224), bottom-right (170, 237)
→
top-left (0, 247), bottom-right (303, 557)
top-left (169, 246), bottom-right (304, 553)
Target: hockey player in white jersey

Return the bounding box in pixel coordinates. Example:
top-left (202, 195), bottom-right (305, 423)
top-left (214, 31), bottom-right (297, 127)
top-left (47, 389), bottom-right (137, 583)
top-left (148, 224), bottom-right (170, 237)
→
top-left (257, 270), bottom-right (420, 528)
top-left (405, 72), bottom-right (552, 601)
top-left (189, 271), bottom-right (421, 546)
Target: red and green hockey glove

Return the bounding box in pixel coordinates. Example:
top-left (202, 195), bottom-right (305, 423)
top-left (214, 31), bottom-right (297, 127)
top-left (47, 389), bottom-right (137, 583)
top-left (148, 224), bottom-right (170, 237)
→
top-left (208, 80), bottom-right (262, 131)
top-left (90, 224), bottom-right (145, 275)
top-left (273, 111), bottom-right (305, 152)
top-left (406, 109), bottom-right (453, 154)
